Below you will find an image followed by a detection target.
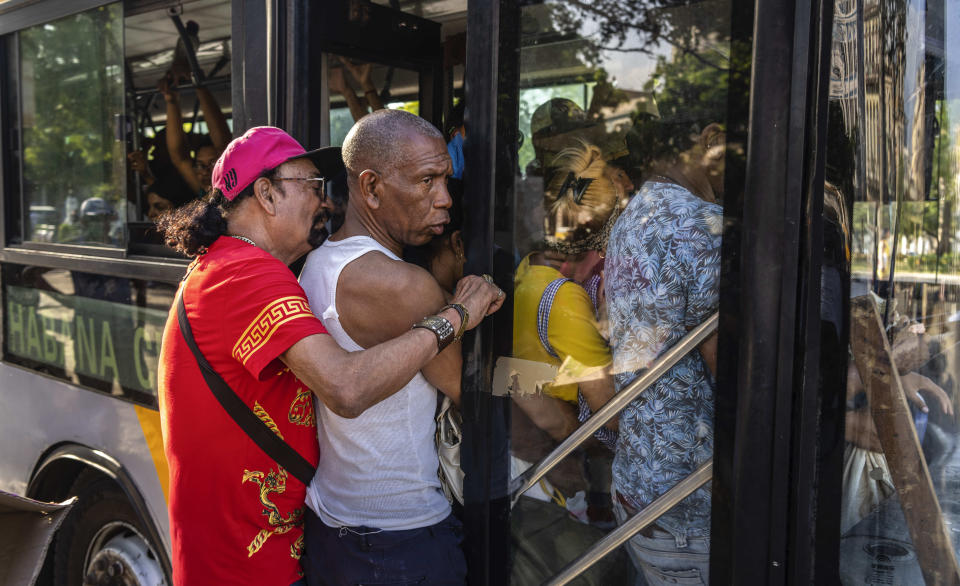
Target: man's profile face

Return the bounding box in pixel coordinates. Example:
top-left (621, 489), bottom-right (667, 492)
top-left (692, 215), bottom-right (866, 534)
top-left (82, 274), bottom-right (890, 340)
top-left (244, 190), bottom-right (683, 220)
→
top-left (271, 158), bottom-right (331, 257)
top-left (378, 131), bottom-right (453, 247)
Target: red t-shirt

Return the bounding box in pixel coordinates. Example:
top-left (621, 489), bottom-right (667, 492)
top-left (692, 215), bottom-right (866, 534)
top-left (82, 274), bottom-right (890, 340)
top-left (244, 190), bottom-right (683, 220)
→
top-left (158, 237), bottom-right (327, 585)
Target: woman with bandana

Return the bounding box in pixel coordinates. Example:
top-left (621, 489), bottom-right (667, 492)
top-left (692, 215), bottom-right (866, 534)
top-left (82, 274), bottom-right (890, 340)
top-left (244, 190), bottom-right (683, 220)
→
top-left (511, 142), bottom-right (631, 528)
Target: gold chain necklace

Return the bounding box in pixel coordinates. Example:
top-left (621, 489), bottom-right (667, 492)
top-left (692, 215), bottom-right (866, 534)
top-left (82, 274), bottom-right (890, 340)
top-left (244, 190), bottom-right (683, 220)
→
top-left (228, 235), bottom-right (257, 247)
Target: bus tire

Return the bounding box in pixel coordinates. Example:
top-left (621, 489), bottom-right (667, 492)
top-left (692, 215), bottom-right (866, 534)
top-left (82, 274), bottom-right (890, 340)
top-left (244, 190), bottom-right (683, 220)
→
top-left (53, 470), bottom-right (166, 586)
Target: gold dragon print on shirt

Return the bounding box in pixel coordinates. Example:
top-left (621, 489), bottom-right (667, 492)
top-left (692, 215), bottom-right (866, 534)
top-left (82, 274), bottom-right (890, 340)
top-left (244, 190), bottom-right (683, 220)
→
top-left (291, 534), bottom-right (305, 561)
top-left (241, 402), bottom-right (305, 557)
top-left (241, 466), bottom-right (305, 557)
top-left (288, 388), bottom-right (314, 427)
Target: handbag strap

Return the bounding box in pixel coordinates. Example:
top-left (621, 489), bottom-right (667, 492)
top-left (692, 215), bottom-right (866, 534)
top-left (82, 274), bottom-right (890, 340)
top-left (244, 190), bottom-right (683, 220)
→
top-left (176, 290), bottom-right (316, 486)
top-left (537, 277), bottom-right (573, 359)
top-left (537, 276), bottom-right (619, 449)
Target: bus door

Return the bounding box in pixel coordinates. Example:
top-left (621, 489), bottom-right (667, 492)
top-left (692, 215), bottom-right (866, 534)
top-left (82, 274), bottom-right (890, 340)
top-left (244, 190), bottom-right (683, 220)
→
top-left (454, 0), bottom-right (747, 583)
top-left (303, 2), bottom-right (448, 149)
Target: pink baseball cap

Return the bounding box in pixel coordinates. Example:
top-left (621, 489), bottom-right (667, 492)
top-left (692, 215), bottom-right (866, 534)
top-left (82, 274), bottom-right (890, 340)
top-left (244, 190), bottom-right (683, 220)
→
top-left (211, 126), bottom-right (343, 200)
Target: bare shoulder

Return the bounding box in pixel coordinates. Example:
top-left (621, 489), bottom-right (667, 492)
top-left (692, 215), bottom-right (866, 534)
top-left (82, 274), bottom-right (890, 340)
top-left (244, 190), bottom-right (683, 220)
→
top-left (337, 251), bottom-right (446, 347)
top-left (341, 251), bottom-right (439, 296)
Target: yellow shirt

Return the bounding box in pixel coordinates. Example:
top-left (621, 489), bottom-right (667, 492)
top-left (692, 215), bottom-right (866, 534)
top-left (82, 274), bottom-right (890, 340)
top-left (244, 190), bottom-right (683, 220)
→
top-left (512, 254), bottom-right (612, 402)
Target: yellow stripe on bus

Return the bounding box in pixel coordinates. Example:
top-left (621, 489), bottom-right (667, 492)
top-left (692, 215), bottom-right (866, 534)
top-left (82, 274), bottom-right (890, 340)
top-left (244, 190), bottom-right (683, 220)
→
top-left (134, 404), bottom-right (170, 503)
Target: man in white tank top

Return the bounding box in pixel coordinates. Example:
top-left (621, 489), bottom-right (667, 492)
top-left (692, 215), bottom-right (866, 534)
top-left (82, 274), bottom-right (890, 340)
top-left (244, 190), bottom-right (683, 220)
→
top-left (300, 110), bottom-right (499, 585)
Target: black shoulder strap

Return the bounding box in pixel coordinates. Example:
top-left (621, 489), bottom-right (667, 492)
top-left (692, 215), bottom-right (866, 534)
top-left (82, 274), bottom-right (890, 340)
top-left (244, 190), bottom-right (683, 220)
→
top-left (176, 291), bottom-right (317, 486)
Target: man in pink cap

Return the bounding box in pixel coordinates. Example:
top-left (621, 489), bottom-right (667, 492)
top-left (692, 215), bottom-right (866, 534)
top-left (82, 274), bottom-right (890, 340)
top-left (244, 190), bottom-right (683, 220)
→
top-left (155, 126), bottom-right (503, 585)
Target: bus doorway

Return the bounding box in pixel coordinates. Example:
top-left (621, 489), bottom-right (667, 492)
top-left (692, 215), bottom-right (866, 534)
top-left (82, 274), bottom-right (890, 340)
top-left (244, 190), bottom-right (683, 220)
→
top-left (301, 2), bottom-right (454, 147)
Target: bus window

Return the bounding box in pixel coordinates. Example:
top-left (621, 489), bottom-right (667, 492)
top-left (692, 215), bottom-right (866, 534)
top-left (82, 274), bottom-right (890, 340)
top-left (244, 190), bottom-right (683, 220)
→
top-left (7, 1), bottom-right (232, 256)
top-left (2, 1), bottom-right (231, 398)
top-left (325, 53), bottom-right (423, 146)
top-left (824, 0), bottom-right (960, 581)
top-left (18, 4), bottom-right (125, 248)
top-left (494, 1), bottom-right (735, 582)
top-left (124, 1), bottom-right (232, 254)
top-left (2, 263), bottom-right (169, 405)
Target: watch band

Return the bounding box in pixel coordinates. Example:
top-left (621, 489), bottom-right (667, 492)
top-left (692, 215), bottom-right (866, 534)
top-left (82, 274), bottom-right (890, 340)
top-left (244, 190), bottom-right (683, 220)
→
top-left (413, 315), bottom-right (456, 353)
top-left (442, 303), bottom-right (470, 341)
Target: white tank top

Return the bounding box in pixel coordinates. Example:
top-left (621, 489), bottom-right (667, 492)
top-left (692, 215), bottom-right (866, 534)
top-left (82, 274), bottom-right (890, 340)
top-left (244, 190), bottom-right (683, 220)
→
top-left (299, 235), bottom-right (450, 530)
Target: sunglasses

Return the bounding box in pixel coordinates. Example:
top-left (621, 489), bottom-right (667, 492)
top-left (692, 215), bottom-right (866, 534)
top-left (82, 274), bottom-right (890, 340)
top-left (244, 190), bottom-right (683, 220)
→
top-left (273, 176), bottom-right (328, 201)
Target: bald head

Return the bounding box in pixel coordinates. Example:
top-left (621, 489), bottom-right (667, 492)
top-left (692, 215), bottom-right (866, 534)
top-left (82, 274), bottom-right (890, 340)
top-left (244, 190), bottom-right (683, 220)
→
top-left (342, 109), bottom-right (444, 179)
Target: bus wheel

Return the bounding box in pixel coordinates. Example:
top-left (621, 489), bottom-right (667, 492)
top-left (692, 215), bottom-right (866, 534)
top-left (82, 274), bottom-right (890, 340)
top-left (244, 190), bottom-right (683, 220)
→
top-left (53, 471), bottom-right (166, 586)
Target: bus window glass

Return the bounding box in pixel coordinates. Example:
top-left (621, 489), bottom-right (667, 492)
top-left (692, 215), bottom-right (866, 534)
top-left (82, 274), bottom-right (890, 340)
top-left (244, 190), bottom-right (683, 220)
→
top-left (10, 1), bottom-right (232, 254)
top-left (497, 1), bottom-right (734, 581)
top-left (325, 54), bottom-right (422, 146)
top-left (124, 1), bottom-right (232, 253)
top-left (19, 4), bottom-right (125, 248)
top-left (825, 0), bottom-right (960, 581)
top-left (2, 263), bottom-right (168, 406)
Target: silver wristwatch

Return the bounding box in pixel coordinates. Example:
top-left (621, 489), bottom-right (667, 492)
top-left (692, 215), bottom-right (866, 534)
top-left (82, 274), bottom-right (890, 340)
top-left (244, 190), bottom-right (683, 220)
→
top-left (413, 315), bottom-right (455, 352)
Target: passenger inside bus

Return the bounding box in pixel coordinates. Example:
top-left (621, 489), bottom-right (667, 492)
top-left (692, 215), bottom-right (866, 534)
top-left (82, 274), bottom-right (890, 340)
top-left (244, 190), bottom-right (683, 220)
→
top-left (446, 101), bottom-right (466, 180)
top-left (842, 304), bottom-right (956, 534)
top-left (510, 142), bottom-right (631, 552)
top-left (123, 8), bottom-right (233, 229)
top-left (405, 156), bottom-right (631, 584)
top-left (604, 91), bottom-right (726, 581)
top-left (159, 69), bottom-right (231, 196)
top-left (145, 175), bottom-right (198, 222)
top-left (512, 142), bottom-right (624, 446)
top-left (516, 95), bottom-right (628, 257)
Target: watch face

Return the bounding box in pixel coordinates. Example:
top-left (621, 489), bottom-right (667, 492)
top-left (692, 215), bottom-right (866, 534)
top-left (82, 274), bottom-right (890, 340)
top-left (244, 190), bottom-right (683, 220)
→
top-left (422, 315), bottom-right (455, 339)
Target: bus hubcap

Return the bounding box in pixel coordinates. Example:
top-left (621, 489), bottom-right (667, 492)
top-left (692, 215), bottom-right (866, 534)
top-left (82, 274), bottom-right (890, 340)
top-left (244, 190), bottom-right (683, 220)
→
top-left (83, 522), bottom-right (165, 586)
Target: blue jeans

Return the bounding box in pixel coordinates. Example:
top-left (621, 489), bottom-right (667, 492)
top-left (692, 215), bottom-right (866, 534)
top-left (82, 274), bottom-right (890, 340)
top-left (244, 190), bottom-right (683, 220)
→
top-left (611, 487), bottom-right (710, 586)
top-left (302, 510), bottom-right (466, 586)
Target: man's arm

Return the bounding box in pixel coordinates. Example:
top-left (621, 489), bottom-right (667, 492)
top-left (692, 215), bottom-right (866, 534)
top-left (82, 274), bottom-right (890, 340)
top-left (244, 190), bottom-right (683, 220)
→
top-left (329, 66), bottom-right (369, 123)
top-left (335, 253), bottom-right (464, 404)
top-left (285, 273), bottom-right (502, 417)
top-left (578, 375), bottom-right (619, 431)
top-left (281, 318), bottom-right (445, 418)
top-left (195, 86), bottom-right (231, 152)
top-left (699, 330), bottom-right (718, 379)
top-left (513, 394), bottom-right (580, 443)
top-left (341, 59), bottom-right (384, 112)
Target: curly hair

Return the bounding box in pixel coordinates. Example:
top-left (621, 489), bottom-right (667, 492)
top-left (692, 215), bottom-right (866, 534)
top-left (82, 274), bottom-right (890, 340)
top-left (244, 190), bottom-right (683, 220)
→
top-left (155, 170), bottom-right (268, 257)
top-left (543, 141), bottom-right (622, 253)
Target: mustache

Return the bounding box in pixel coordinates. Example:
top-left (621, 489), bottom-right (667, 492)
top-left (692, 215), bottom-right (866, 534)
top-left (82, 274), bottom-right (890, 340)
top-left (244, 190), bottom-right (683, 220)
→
top-left (307, 213), bottom-right (328, 249)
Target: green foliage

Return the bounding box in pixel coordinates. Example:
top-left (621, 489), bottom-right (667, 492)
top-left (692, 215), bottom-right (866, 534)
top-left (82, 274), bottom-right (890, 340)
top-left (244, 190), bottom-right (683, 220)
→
top-left (548, 0), bottom-right (732, 65)
top-left (622, 42), bottom-right (735, 172)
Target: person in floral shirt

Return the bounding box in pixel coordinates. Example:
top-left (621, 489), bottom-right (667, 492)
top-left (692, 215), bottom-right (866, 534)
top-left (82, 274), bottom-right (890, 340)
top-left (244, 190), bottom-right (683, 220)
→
top-left (604, 120), bottom-right (724, 585)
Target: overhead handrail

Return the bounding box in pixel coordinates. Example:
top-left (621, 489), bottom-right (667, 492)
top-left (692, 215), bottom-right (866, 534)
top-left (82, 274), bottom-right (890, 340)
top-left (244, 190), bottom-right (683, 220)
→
top-left (510, 312), bottom-right (719, 503)
top-left (545, 461), bottom-right (713, 586)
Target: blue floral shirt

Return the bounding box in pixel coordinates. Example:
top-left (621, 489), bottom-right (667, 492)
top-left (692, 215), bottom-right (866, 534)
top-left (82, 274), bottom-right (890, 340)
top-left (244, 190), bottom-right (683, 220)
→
top-left (604, 180), bottom-right (722, 540)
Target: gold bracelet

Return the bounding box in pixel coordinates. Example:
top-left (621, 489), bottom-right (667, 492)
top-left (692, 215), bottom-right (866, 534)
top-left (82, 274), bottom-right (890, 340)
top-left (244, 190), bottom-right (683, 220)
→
top-left (442, 303), bottom-right (470, 341)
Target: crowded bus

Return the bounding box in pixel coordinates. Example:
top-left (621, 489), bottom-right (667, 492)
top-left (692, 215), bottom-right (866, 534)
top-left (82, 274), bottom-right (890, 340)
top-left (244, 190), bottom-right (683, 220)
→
top-left (0, 0), bottom-right (958, 584)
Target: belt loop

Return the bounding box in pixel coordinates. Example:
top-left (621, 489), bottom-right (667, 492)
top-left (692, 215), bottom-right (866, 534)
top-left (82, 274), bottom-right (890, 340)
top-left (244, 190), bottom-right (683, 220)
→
top-left (674, 529), bottom-right (688, 549)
